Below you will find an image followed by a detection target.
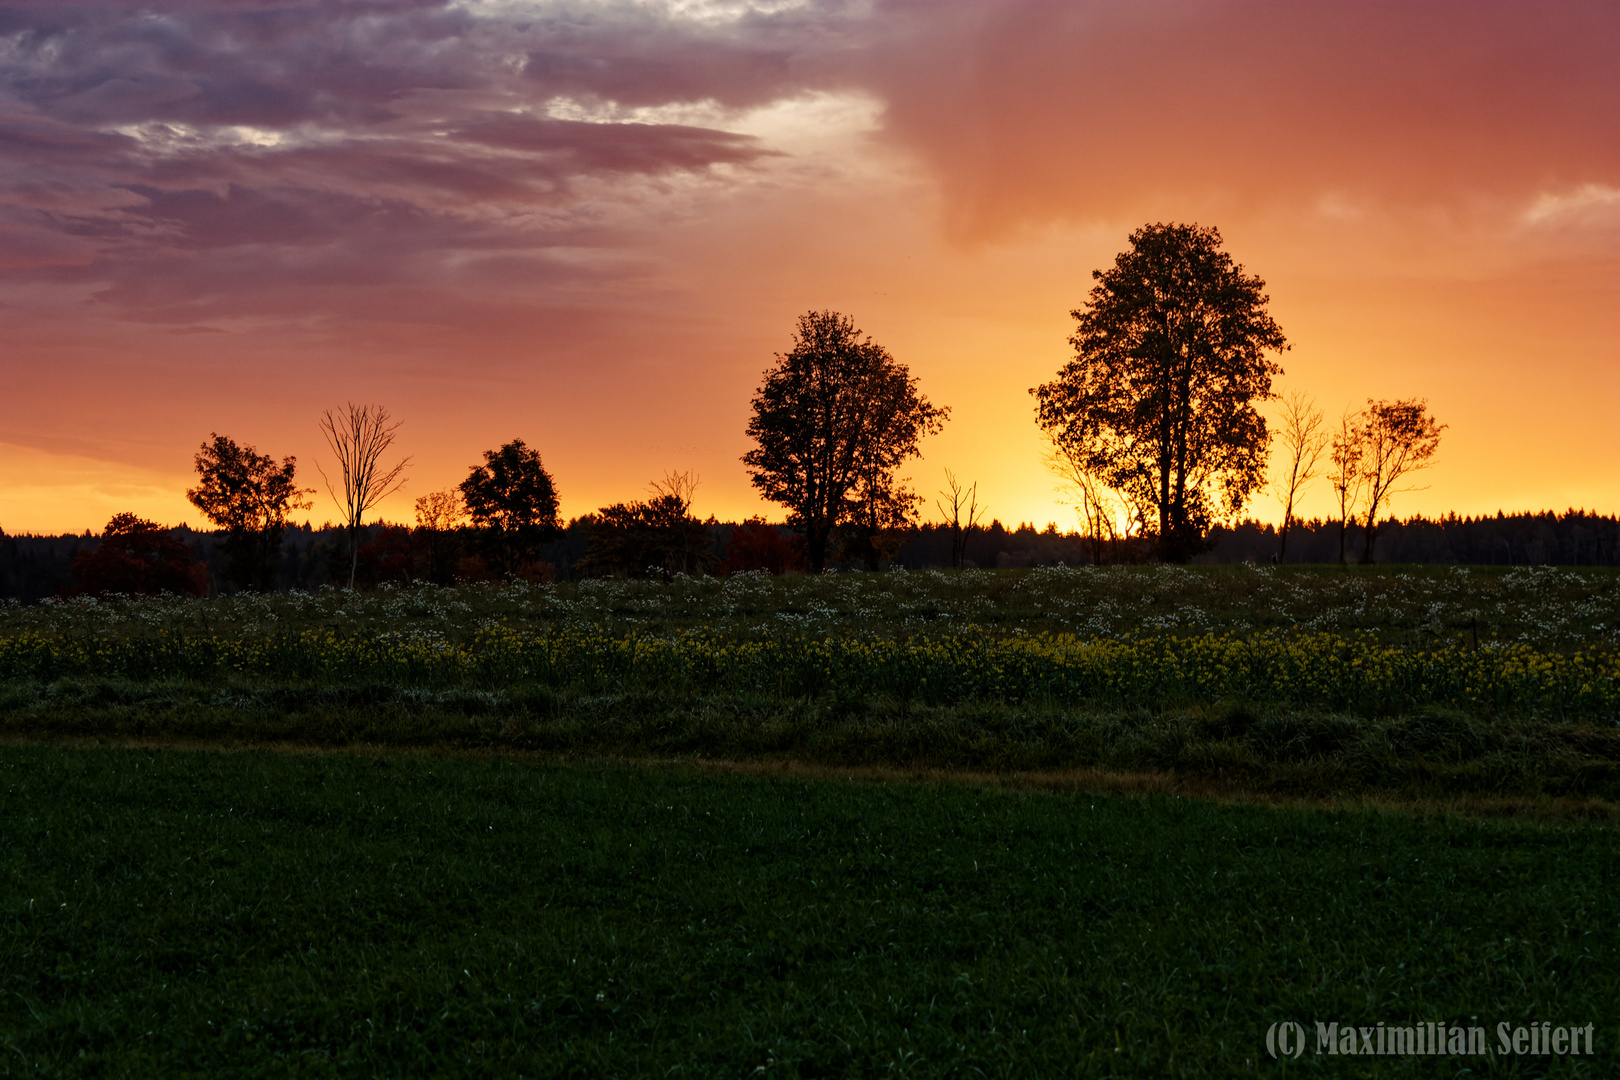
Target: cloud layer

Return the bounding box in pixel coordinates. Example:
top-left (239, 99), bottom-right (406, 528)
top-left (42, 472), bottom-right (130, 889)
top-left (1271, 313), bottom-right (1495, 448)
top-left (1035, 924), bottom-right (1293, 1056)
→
top-left (0, 0), bottom-right (1615, 530)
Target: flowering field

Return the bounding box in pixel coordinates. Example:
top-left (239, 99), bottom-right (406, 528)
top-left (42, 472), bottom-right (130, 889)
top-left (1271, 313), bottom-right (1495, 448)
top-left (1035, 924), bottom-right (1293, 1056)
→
top-left (4, 568), bottom-right (1618, 800)
top-left (4, 563), bottom-right (1617, 649)
top-left (1, 624), bottom-right (1616, 722)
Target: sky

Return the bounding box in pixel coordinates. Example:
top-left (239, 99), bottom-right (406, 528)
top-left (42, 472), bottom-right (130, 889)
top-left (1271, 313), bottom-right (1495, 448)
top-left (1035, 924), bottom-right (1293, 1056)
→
top-left (0, 0), bottom-right (1616, 535)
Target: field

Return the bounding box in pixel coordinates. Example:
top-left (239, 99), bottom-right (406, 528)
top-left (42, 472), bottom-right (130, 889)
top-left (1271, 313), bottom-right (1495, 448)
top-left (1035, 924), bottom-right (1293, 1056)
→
top-left (2, 567), bottom-right (1617, 1074)
top-left (3, 566), bottom-right (1618, 806)
top-left (2, 744), bottom-right (1615, 1077)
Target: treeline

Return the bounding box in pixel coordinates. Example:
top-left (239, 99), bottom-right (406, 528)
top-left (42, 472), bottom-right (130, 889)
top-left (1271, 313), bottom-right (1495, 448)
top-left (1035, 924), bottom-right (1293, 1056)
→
top-left (4, 510), bottom-right (1616, 602)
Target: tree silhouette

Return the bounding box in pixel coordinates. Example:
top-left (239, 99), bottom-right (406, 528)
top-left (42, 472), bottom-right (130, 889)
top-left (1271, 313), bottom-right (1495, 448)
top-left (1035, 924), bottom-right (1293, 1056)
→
top-left (1328, 409), bottom-right (1364, 565)
top-left (317, 403), bottom-right (410, 590)
top-left (935, 469), bottom-right (986, 571)
top-left (72, 513), bottom-right (209, 597)
top-left (744, 310), bottom-right (947, 572)
top-left (576, 496), bottom-right (717, 579)
top-left (413, 489), bottom-right (466, 585)
top-left (1033, 223), bottom-right (1287, 561)
top-left (1357, 398), bottom-right (1445, 563)
top-left (459, 439), bottom-right (561, 579)
top-left (718, 518), bottom-right (805, 575)
top-left (186, 434), bottom-right (311, 591)
top-left (1272, 392), bottom-right (1327, 564)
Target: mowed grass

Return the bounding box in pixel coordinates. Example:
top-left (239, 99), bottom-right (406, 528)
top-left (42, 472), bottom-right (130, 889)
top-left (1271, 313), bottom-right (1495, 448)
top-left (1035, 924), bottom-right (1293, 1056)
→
top-left (2, 745), bottom-right (1615, 1077)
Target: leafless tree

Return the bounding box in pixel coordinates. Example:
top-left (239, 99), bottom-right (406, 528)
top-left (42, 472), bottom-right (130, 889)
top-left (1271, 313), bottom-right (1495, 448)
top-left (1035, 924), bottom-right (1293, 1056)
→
top-left (1272, 392), bottom-right (1327, 564)
top-left (317, 403), bottom-right (411, 589)
top-left (935, 469), bottom-right (986, 570)
top-left (1357, 398), bottom-right (1445, 563)
top-left (1328, 409), bottom-right (1364, 566)
top-left (1043, 436), bottom-right (1145, 565)
top-left (650, 470), bottom-right (700, 515)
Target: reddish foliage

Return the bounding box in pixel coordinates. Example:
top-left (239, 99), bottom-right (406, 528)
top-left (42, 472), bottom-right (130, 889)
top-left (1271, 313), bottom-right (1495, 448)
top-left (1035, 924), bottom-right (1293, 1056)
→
top-left (718, 518), bottom-right (805, 575)
top-left (352, 526), bottom-right (416, 589)
top-left (72, 513), bottom-right (210, 597)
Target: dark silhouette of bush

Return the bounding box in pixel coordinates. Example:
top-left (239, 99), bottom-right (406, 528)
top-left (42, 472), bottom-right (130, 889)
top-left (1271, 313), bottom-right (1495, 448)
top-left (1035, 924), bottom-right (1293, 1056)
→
top-left (72, 514), bottom-right (209, 597)
top-left (576, 495), bottom-right (718, 579)
top-left (719, 518), bottom-right (806, 575)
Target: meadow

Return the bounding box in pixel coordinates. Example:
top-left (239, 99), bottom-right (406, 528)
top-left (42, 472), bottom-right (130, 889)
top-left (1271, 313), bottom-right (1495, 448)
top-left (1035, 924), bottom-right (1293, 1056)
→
top-left (1, 744), bottom-right (1614, 1077)
top-left (2, 566), bottom-right (1617, 805)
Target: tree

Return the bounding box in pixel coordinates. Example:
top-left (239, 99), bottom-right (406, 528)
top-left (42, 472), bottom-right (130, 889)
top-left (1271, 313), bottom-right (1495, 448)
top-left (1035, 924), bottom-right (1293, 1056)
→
top-left (1272, 392), bottom-right (1327, 564)
top-left (935, 469), bottom-right (986, 571)
top-left (1328, 409), bottom-right (1364, 565)
top-left (459, 439), bottom-right (561, 578)
top-left (1043, 434), bottom-right (1148, 566)
top-left (317, 403), bottom-right (411, 590)
top-left (1032, 223), bottom-right (1288, 561)
top-left (413, 489), bottom-right (466, 585)
top-left (577, 472), bottom-right (717, 579)
top-left (72, 513), bottom-right (209, 597)
top-left (1357, 398), bottom-right (1445, 563)
top-left (743, 310), bottom-right (948, 572)
top-left (187, 434), bottom-right (311, 591)
top-left (718, 518), bottom-right (805, 575)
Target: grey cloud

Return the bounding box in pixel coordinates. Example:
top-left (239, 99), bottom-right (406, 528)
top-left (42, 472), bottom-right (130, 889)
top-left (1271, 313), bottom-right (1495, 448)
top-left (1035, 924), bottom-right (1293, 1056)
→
top-left (0, 0), bottom-right (840, 319)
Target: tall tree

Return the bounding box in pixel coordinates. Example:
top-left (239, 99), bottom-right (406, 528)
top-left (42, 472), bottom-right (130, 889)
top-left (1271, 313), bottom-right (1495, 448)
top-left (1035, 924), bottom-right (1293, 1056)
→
top-left (459, 439), bottom-right (561, 578)
top-left (1033, 223), bottom-right (1287, 561)
top-left (1272, 391), bottom-right (1327, 564)
top-left (187, 434), bottom-right (311, 591)
top-left (317, 403), bottom-right (411, 590)
top-left (744, 311), bottom-right (947, 573)
top-left (1357, 398), bottom-right (1445, 563)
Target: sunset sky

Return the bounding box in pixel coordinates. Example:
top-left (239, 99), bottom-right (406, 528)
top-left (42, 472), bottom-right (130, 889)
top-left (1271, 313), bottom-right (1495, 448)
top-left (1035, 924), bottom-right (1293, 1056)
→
top-left (1, 0), bottom-right (1615, 536)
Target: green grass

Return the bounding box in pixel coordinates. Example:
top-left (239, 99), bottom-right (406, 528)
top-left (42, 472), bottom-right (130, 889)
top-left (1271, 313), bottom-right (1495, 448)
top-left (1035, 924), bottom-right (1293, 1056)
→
top-left (1, 744), bottom-right (1615, 1076)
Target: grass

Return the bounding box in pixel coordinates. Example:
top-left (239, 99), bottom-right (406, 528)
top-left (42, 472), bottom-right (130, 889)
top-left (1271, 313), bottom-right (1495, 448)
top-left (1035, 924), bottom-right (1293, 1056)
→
top-left (1, 744), bottom-right (1615, 1077)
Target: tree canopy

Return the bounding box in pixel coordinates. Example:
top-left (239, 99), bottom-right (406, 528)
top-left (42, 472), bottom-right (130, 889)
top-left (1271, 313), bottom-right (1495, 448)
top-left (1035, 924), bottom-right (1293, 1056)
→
top-left (72, 514), bottom-right (209, 597)
top-left (1033, 223), bottom-right (1287, 562)
top-left (186, 433), bottom-right (310, 591)
top-left (743, 310), bottom-right (947, 572)
top-left (459, 439), bottom-right (561, 578)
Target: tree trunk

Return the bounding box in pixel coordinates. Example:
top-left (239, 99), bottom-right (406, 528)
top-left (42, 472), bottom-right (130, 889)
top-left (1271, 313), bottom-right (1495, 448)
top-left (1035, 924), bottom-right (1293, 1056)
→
top-left (806, 526), bottom-right (828, 573)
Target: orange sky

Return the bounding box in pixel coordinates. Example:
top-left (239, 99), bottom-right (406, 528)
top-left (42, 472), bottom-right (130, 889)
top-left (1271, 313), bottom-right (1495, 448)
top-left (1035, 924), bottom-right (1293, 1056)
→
top-left (1, 0), bottom-right (1615, 536)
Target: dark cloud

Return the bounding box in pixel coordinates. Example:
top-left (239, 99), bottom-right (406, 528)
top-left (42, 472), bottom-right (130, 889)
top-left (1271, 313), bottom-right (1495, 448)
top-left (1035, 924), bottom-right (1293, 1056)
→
top-left (0, 0), bottom-right (829, 319)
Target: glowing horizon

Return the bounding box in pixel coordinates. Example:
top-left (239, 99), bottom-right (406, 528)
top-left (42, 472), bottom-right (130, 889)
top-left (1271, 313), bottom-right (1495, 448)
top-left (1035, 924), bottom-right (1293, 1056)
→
top-left (2, 1), bottom-right (1615, 538)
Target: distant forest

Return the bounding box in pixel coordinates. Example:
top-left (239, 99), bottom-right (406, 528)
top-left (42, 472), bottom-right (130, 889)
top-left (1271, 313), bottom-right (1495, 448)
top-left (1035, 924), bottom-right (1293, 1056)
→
top-left (2, 510), bottom-right (1615, 603)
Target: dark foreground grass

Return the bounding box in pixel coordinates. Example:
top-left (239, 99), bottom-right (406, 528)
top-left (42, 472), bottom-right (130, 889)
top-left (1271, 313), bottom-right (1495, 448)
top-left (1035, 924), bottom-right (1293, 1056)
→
top-left (1, 745), bottom-right (1615, 1077)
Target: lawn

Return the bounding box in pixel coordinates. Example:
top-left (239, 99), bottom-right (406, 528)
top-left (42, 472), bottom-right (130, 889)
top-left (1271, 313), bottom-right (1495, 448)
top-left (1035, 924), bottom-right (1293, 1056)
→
top-left (1, 744), bottom-right (1614, 1077)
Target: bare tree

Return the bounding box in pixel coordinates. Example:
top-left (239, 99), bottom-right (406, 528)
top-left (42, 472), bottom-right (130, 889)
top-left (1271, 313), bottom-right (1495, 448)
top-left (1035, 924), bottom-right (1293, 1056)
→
top-left (650, 470), bottom-right (700, 515)
top-left (1043, 436), bottom-right (1146, 565)
top-left (1271, 391), bottom-right (1327, 564)
top-left (935, 469), bottom-right (986, 570)
top-left (317, 403), bottom-right (411, 589)
top-left (1358, 398), bottom-right (1445, 563)
top-left (1328, 409), bottom-right (1364, 566)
